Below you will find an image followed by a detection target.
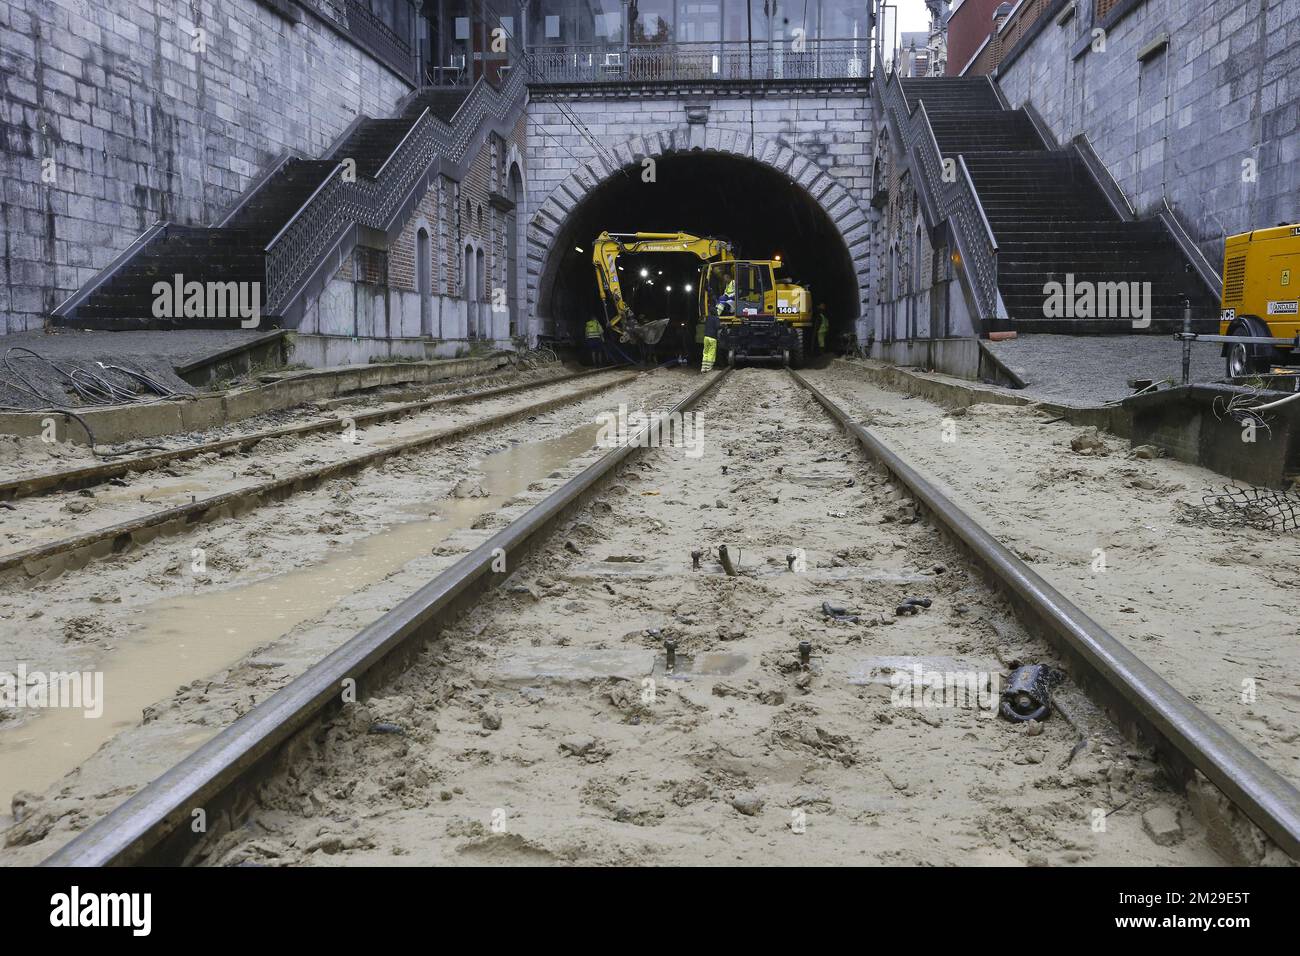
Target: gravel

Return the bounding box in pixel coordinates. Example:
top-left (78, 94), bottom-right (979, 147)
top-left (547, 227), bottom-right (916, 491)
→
top-left (983, 333), bottom-right (1223, 407)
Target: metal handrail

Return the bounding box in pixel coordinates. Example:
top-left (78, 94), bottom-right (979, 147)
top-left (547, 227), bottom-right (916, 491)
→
top-left (525, 37), bottom-right (871, 83)
top-left (261, 68), bottom-right (527, 315)
top-left (374, 106), bottom-right (431, 180)
top-left (875, 58), bottom-right (1004, 321)
top-left (263, 162), bottom-right (347, 253)
top-left (959, 155), bottom-right (998, 253)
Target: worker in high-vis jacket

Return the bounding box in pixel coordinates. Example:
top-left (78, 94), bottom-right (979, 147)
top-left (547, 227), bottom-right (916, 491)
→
top-left (716, 278), bottom-right (736, 317)
top-left (701, 308), bottom-right (720, 372)
top-left (585, 316), bottom-right (604, 366)
top-left (816, 304), bottom-right (830, 353)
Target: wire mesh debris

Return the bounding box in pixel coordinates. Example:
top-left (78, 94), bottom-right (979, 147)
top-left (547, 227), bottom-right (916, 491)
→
top-left (1180, 484), bottom-right (1300, 532)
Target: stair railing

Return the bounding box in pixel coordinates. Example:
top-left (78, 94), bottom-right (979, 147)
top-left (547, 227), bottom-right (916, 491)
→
top-left (875, 61), bottom-right (1004, 322)
top-left (264, 162), bottom-right (349, 315)
top-left (262, 68), bottom-right (527, 317)
top-left (953, 155), bottom-right (1001, 318)
top-left (49, 220), bottom-right (169, 319)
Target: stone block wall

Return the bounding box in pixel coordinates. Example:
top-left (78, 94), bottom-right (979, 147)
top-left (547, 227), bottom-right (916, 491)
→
top-left (0, 0), bottom-right (412, 334)
top-left (997, 0), bottom-right (1299, 267)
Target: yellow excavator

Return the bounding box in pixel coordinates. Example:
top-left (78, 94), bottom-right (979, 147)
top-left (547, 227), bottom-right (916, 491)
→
top-left (591, 230), bottom-right (812, 366)
top-left (592, 231), bottom-right (732, 346)
top-left (702, 256), bottom-right (813, 367)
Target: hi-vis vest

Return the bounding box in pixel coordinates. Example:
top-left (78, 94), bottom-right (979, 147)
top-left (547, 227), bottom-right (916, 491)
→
top-left (585, 319), bottom-right (601, 338)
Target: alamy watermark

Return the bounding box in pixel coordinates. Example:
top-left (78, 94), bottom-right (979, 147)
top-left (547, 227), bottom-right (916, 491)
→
top-left (152, 274), bottom-right (261, 328)
top-left (1042, 274), bottom-right (1152, 329)
top-left (890, 663), bottom-right (1000, 718)
top-left (595, 404), bottom-right (705, 458)
top-left (1, 665), bottom-right (103, 718)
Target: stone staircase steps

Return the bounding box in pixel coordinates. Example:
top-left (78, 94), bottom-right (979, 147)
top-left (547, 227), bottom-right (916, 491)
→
top-left (329, 120), bottom-right (415, 178)
top-left (899, 76), bottom-right (1216, 332)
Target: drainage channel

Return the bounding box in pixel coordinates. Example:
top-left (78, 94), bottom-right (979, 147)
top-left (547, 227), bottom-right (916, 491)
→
top-left (786, 368), bottom-right (1300, 862)
top-left (40, 369), bottom-right (729, 865)
top-left (0, 370), bottom-right (639, 578)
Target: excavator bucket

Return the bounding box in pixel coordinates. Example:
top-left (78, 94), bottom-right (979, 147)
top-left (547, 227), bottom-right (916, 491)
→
top-left (628, 317), bottom-right (671, 345)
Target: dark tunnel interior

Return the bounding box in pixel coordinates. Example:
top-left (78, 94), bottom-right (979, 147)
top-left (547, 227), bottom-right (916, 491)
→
top-left (540, 152), bottom-right (859, 348)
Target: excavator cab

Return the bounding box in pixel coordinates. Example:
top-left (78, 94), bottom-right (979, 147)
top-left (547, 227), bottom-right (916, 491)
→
top-left (703, 262), bottom-right (770, 319)
top-left (590, 231), bottom-right (810, 367)
top-left (701, 260), bottom-right (807, 366)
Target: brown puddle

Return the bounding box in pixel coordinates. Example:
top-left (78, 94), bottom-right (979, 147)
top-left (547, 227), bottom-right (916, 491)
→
top-left (0, 422), bottom-right (603, 810)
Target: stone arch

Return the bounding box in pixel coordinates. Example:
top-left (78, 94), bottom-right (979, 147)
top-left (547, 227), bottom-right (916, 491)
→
top-left (526, 127), bottom-right (871, 337)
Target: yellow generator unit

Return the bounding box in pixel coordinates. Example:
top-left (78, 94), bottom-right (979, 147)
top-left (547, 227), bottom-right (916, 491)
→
top-left (1219, 223), bottom-right (1300, 376)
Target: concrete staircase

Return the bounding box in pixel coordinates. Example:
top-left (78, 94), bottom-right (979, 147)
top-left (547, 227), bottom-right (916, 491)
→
top-left (52, 84), bottom-right (486, 331)
top-left (71, 161), bottom-right (339, 329)
top-left (900, 77), bottom-right (1216, 333)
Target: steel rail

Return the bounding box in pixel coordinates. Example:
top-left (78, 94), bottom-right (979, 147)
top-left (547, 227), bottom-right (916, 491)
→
top-left (0, 365), bottom-right (619, 502)
top-left (41, 368), bottom-right (730, 866)
top-left (788, 368), bottom-right (1300, 860)
top-left (0, 370), bottom-right (638, 576)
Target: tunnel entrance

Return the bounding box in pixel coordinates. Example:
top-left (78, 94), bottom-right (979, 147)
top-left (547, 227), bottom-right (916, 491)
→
top-left (539, 151), bottom-right (860, 349)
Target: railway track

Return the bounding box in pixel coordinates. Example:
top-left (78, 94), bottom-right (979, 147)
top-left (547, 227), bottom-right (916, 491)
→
top-left (33, 367), bottom-right (1300, 866)
top-left (0, 366), bottom-right (636, 577)
top-left (0, 364), bottom-right (612, 502)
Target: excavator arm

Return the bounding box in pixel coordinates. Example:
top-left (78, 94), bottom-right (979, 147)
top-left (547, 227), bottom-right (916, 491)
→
top-left (592, 231), bottom-right (734, 344)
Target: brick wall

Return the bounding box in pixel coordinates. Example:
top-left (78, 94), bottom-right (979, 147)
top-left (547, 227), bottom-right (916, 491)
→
top-left (997, 0), bottom-right (1300, 265)
top-left (0, 0), bottom-right (412, 333)
top-left (946, 0), bottom-right (1007, 75)
top-left (331, 122), bottom-right (525, 346)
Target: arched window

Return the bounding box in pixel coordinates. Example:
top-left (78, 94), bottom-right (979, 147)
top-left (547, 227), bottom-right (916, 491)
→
top-left (417, 226), bottom-right (432, 337)
top-left (912, 222), bottom-right (924, 293)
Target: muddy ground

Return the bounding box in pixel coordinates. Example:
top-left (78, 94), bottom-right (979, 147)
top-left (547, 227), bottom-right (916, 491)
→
top-left (0, 361), bottom-right (569, 487)
top-left (0, 367), bottom-right (681, 858)
top-left (5, 362), bottom-right (1290, 866)
top-left (185, 369), bottom-right (1223, 866)
top-left (807, 361), bottom-right (1300, 798)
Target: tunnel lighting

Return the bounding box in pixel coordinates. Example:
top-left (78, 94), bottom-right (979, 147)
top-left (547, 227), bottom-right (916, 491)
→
top-left (684, 284), bottom-right (693, 292)
top-left (657, 271), bottom-right (663, 275)
top-left (666, 285), bottom-right (673, 292)
top-left (574, 246), bottom-right (584, 253)
top-left (773, 254), bottom-right (782, 262)
top-left (640, 268), bottom-right (648, 277)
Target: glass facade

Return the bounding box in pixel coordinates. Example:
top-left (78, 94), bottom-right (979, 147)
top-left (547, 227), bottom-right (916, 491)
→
top-left (420, 0), bottom-right (526, 84)
top-left (524, 0), bottom-right (873, 49)
top-left (520, 0), bottom-right (874, 82)
top-left (412, 0), bottom-right (873, 84)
